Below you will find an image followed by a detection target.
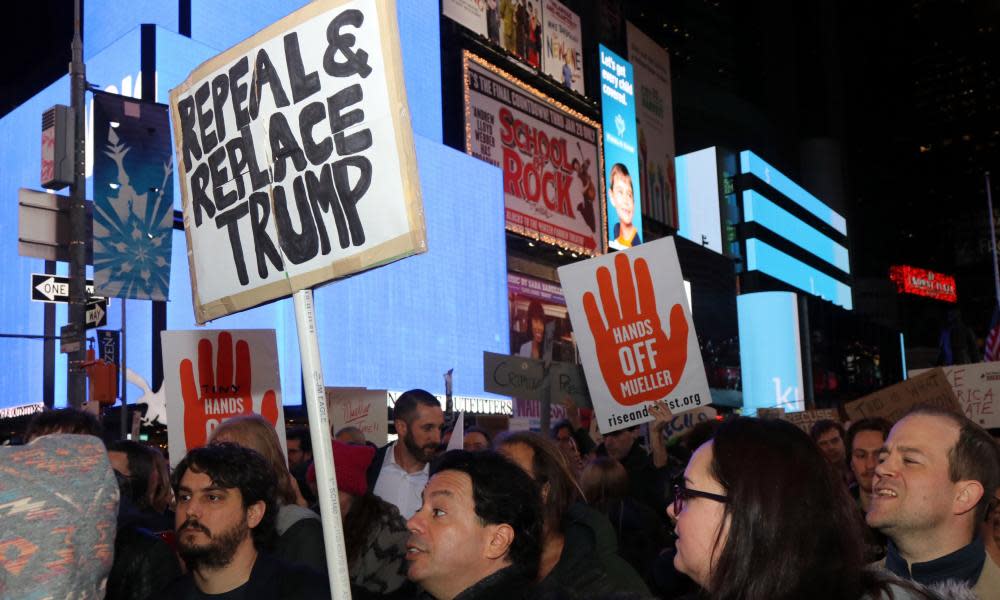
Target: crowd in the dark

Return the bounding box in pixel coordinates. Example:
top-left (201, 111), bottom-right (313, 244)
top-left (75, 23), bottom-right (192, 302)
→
top-left (2, 390), bottom-right (999, 600)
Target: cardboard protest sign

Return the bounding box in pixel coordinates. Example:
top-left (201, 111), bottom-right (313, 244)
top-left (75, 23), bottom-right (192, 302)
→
top-left (559, 236), bottom-right (711, 434)
top-left (169, 0), bottom-right (425, 324)
top-left (661, 405), bottom-right (717, 442)
top-left (162, 330), bottom-right (285, 466)
top-left (781, 408), bottom-right (839, 433)
top-left (756, 407), bottom-right (785, 420)
top-left (844, 368), bottom-right (960, 424)
top-left (910, 362), bottom-right (1000, 429)
top-left (325, 387), bottom-right (389, 446)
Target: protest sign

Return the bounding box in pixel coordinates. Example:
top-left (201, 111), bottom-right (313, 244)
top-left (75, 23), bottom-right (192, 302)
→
top-left (661, 405), bottom-right (717, 442)
top-left (910, 362), bottom-right (1000, 429)
top-left (326, 386), bottom-right (388, 446)
top-left (541, 0), bottom-right (583, 93)
top-left (170, 0), bottom-right (425, 324)
top-left (559, 236), bottom-right (711, 434)
top-left (756, 407), bottom-right (785, 420)
top-left (844, 368), bottom-right (960, 424)
top-left (464, 52), bottom-right (604, 256)
top-left (781, 408), bottom-right (839, 433)
top-left (162, 329), bottom-right (285, 467)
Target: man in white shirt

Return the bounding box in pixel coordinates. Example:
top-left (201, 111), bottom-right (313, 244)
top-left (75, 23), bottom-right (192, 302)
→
top-left (366, 389), bottom-right (445, 519)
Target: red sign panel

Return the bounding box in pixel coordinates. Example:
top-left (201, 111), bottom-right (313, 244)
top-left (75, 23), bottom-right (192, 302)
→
top-left (889, 265), bottom-right (957, 303)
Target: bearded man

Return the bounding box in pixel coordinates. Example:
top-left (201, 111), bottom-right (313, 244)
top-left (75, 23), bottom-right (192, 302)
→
top-left (151, 443), bottom-right (329, 599)
top-left (367, 389), bottom-right (445, 519)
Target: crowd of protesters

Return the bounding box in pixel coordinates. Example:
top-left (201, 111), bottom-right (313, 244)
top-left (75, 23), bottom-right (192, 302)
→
top-left (2, 390), bottom-right (999, 600)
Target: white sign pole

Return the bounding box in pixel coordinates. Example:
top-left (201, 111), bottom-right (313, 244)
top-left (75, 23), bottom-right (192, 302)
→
top-left (293, 289), bottom-right (351, 599)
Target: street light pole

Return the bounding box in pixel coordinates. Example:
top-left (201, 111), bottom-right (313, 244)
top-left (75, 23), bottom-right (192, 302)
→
top-left (67, 0), bottom-right (88, 407)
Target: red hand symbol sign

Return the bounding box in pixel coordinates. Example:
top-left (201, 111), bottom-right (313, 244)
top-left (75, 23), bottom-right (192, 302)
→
top-left (583, 253), bottom-right (689, 406)
top-left (179, 331), bottom-right (279, 449)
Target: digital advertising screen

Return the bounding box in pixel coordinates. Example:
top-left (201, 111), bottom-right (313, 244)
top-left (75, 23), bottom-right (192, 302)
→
top-left (737, 291), bottom-right (804, 415)
top-left (599, 44), bottom-right (643, 251)
top-left (675, 147), bottom-right (723, 254)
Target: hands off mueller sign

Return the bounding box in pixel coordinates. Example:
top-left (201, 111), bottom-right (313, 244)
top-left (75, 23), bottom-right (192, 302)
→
top-left (559, 236), bottom-right (710, 433)
top-left (170, 0), bottom-right (425, 323)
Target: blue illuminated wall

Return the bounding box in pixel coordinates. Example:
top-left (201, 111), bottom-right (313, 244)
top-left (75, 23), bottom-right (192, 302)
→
top-left (0, 0), bottom-right (494, 410)
top-left (737, 292), bottom-right (804, 415)
top-left (739, 150), bottom-right (847, 235)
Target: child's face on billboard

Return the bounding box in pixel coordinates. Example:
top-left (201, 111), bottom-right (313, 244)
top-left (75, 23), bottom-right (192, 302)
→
top-left (611, 172), bottom-right (634, 226)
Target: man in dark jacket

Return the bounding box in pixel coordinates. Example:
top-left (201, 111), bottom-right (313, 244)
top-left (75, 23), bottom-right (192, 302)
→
top-left (598, 425), bottom-right (668, 515)
top-left (405, 451), bottom-right (544, 599)
top-left (151, 444), bottom-right (330, 599)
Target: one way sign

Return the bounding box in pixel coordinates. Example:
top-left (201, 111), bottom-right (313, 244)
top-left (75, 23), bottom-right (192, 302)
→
top-left (31, 274), bottom-right (107, 328)
top-left (31, 273), bottom-right (100, 303)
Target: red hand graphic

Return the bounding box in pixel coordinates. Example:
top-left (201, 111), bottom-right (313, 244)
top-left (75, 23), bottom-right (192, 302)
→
top-left (180, 332), bottom-right (279, 449)
top-left (583, 253), bottom-right (688, 406)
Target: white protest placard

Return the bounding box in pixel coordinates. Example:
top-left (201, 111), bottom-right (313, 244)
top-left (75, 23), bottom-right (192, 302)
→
top-left (558, 236), bottom-right (711, 434)
top-left (326, 386), bottom-right (389, 446)
top-left (910, 362), bottom-right (1000, 429)
top-left (170, 0), bottom-right (425, 324)
top-left (661, 405), bottom-right (717, 442)
top-left (161, 329), bottom-right (286, 467)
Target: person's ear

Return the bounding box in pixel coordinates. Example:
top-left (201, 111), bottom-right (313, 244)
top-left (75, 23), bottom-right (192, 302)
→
top-left (396, 418), bottom-right (409, 439)
top-left (954, 480), bottom-right (985, 516)
top-left (484, 523), bottom-right (515, 560)
top-left (247, 500), bottom-right (266, 529)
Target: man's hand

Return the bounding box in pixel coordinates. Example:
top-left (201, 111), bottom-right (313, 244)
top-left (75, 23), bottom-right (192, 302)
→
top-left (583, 253), bottom-right (688, 406)
top-left (179, 332), bottom-right (279, 449)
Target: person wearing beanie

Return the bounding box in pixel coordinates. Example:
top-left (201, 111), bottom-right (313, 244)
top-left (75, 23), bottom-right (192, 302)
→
top-left (309, 441), bottom-right (415, 597)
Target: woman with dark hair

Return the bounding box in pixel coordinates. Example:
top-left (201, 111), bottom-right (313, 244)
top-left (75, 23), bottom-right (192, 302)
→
top-left (580, 457), bottom-right (671, 590)
top-left (498, 431), bottom-right (649, 597)
top-left (668, 417), bottom-right (942, 600)
top-left (308, 441), bottom-right (413, 597)
top-left (519, 300), bottom-right (547, 359)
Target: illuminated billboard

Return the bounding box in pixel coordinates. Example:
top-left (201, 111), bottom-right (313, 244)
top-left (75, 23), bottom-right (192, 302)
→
top-left (739, 150), bottom-right (847, 235)
top-left (743, 190), bottom-right (850, 274)
top-left (599, 44), bottom-right (643, 250)
top-left (737, 292), bottom-right (804, 415)
top-left (463, 52), bottom-right (604, 255)
top-left (675, 147), bottom-right (722, 253)
top-left (746, 239), bottom-right (853, 310)
top-left (889, 265), bottom-right (957, 303)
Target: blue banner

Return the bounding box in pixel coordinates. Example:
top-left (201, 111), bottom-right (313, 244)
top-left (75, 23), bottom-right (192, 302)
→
top-left (599, 45), bottom-right (642, 250)
top-left (92, 91), bottom-right (173, 300)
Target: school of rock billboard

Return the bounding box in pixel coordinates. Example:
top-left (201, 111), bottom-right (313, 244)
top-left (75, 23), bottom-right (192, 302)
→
top-left (464, 51), bottom-right (604, 256)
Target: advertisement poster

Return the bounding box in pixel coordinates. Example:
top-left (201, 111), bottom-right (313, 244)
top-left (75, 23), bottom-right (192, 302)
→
top-left (599, 44), bottom-right (642, 251)
top-left (162, 329), bottom-right (285, 466)
top-left (498, 0), bottom-right (543, 66)
top-left (558, 236), bottom-right (710, 434)
top-left (464, 52), bottom-right (604, 256)
top-left (910, 362), bottom-right (1000, 429)
top-left (626, 21), bottom-right (677, 229)
top-left (541, 0), bottom-right (584, 94)
top-left (508, 272), bottom-right (576, 419)
top-left (737, 292), bottom-right (804, 415)
top-left (326, 387), bottom-right (389, 446)
top-left (92, 91), bottom-right (173, 301)
top-left (442, 0), bottom-right (489, 39)
top-left (169, 0), bottom-right (425, 324)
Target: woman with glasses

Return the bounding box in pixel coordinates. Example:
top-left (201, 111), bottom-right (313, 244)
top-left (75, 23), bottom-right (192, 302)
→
top-left (667, 416), bottom-right (942, 600)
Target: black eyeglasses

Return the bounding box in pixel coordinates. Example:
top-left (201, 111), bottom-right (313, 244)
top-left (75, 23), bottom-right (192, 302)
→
top-left (673, 484), bottom-right (729, 514)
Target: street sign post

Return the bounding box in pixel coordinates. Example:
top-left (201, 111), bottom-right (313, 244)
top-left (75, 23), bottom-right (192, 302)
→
top-left (31, 273), bottom-right (98, 303)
